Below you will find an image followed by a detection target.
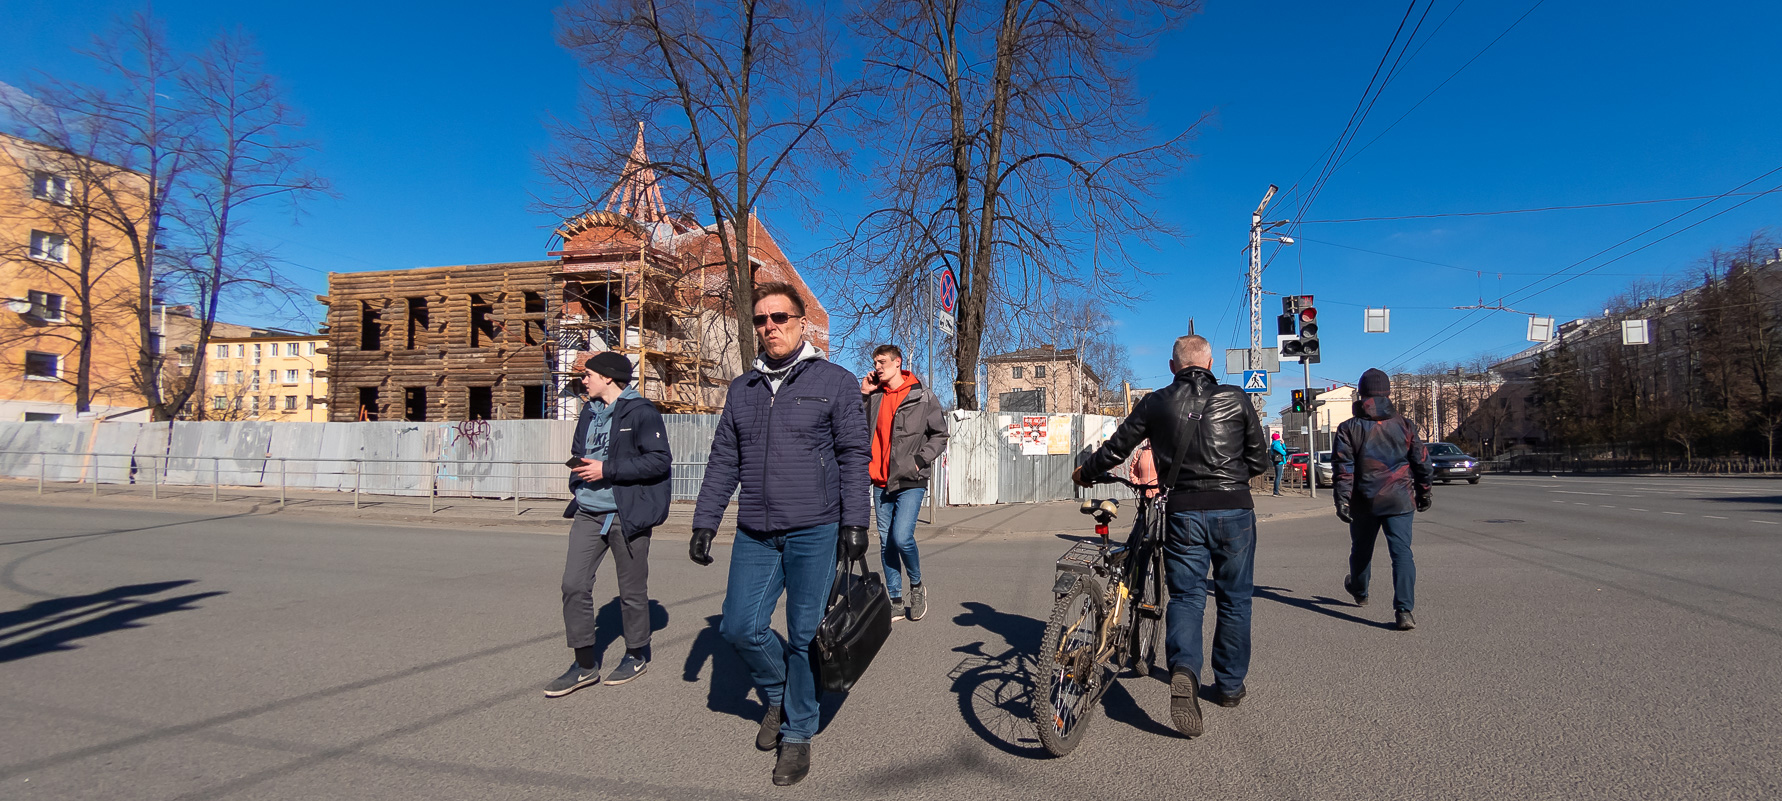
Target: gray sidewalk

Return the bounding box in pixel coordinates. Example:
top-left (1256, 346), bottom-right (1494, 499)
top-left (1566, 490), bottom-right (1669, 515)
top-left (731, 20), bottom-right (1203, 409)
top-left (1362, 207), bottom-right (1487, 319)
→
top-left (0, 477), bottom-right (1330, 539)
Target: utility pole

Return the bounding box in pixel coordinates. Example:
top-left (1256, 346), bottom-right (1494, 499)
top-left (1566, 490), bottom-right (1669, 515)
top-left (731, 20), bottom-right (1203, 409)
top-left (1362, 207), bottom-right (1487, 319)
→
top-left (1248, 185), bottom-right (1277, 371)
top-left (1304, 359), bottom-right (1315, 499)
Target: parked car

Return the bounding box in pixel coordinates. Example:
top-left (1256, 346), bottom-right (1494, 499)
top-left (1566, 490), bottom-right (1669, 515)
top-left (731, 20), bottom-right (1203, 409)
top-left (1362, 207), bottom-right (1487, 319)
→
top-left (1313, 450), bottom-right (1333, 488)
top-left (1287, 452), bottom-right (1309, 484)
top-left (1427, 442), bottom-right (1481, 484)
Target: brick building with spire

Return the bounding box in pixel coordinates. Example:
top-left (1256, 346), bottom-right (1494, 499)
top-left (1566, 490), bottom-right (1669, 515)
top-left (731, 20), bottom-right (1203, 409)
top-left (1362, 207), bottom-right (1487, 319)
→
top-left (319, 127), bottom-right (828, 421)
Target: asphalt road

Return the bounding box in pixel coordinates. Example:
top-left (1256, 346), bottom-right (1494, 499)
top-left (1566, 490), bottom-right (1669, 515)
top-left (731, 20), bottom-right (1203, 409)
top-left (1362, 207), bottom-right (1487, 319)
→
top-left (1, 475), bottom-right (1778, 800)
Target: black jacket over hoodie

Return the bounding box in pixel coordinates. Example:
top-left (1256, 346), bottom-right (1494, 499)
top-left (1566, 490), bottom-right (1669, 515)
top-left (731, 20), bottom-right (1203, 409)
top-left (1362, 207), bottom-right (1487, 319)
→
top-left (1082, 366), bottom-right (1269, 511)
top-left (560, 394), bottom-right (673, 538)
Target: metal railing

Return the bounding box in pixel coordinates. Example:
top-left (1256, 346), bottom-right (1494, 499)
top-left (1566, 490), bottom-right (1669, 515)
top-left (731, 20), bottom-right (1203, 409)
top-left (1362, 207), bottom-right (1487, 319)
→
top-left (0, 449), bottom-right (716, 514)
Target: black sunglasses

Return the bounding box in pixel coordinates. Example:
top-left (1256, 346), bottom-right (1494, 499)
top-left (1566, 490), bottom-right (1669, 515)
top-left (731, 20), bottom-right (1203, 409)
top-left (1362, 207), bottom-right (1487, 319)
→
top-left (753, 312), bottom-right (803, 327)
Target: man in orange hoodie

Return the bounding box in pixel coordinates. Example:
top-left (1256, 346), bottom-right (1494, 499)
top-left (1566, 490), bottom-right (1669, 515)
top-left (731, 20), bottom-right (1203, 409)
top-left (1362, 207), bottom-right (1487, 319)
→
top-left (860, 345), bottom-right (950, 621)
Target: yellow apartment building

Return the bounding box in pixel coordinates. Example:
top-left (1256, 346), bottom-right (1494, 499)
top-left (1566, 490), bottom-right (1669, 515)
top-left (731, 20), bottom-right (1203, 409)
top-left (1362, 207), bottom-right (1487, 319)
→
top-left (204, 334), bottom-right (329, 422)
top-left (0, 133), bottom-right (149, 421)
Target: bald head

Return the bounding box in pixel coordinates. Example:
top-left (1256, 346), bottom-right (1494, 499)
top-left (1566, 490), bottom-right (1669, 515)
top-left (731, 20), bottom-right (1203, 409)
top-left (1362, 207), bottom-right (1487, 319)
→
top-left (1171, 335), bottom-right (1212, 371)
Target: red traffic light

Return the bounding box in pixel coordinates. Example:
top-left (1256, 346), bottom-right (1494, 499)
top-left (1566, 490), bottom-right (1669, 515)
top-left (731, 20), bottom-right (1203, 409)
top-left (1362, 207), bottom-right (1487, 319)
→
top-left (1298, 306), bottom-right (1317, 324)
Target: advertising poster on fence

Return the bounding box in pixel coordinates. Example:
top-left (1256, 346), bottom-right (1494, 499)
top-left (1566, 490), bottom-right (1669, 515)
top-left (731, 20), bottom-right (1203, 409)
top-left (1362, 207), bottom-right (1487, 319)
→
top-left (1003, 414), bottom-right (1050, 455)
top-left (1047, 415), bottom-right (1073, 455)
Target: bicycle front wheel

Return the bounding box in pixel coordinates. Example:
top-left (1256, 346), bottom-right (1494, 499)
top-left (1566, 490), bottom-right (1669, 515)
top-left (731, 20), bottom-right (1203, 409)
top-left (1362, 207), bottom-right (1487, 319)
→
top-left (1129, 547), bottom-right (1165, 677)
top-left (1033, 575), bottom-right (1106, 757)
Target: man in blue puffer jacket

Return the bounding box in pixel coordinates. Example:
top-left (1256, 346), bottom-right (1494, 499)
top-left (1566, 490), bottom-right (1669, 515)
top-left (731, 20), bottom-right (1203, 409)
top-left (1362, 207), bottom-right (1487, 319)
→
top-left (689, 281), bottom-right (870, 787)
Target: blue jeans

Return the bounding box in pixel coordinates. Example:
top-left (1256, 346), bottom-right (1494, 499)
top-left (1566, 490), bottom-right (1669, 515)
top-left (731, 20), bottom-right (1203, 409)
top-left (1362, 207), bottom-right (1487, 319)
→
top-left (1272, 462), bottom-right (1285, 494)
top-left (719, 523), bottom-right (838, 743)
top-left (1349, 511), bottom-right (1416, 612)
top-left (1162, 508), bottom-right (1256, 695)
top-left (873, 486), bottom-right (925, 597)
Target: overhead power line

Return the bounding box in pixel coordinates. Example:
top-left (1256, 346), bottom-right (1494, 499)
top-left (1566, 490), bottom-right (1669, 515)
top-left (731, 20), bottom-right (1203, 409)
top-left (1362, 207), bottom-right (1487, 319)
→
top-left (1296, 189), bottom-right (1782, 224)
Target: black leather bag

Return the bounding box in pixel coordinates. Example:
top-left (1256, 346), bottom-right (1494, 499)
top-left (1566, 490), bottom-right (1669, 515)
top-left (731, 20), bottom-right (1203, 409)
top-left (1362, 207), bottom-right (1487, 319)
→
top-left (812, 550), bottom-right (894, 693)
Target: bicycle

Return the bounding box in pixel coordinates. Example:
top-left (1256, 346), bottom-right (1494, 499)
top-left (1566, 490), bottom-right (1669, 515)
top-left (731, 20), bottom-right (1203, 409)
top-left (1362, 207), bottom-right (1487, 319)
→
top-left (1032, 473), bottom-right (1168, 757)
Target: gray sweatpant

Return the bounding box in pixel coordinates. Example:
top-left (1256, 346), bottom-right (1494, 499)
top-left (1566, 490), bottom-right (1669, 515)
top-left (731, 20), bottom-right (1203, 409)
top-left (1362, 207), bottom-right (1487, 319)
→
top-left (561, 509), bottom-right (652, 652)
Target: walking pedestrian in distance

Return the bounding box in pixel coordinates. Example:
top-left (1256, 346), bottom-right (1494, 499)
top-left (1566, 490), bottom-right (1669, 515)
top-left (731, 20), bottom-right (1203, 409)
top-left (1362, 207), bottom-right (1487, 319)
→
top-left (1332, 368), bottom-right (1434, 631)
top-left (1270, 433), bottom-right (1288, 495)
top-left (859, 344), bottom-right (949, 622)
top-left (688, 282), bottom-right (870, 786)
top-left (545, 352), bottom-right (671, 697)
top-left (1072, 334), bottom-right (1268, 737)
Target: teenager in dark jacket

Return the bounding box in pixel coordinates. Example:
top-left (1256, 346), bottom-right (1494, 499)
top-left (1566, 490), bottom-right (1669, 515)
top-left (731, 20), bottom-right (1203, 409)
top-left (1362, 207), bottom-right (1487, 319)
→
top-left (859, 343), bottom-right (948, 621)
top-left (545, 351), bottom-right (672, 697)
top-left (688, 282), bottom-right (870, 786)
top-left (1073, 334), bottom-right (1268, 738)
top-left (1332, 368), bottom-right (1434, 631)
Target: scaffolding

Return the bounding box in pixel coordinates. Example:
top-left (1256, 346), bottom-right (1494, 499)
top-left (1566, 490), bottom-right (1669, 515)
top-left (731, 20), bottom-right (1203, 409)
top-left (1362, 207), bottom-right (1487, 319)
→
top-left (550, 229), bottom-right (721, 415)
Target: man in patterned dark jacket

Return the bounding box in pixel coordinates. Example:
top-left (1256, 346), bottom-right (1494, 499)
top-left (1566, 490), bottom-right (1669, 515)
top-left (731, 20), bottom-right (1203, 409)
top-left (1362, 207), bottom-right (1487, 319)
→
top-left (1332, 368), bottom-right (1434, 631)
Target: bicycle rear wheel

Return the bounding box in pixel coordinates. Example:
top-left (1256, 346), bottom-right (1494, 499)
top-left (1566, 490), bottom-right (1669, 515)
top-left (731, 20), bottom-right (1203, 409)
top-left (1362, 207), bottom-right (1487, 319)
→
top-left (1129, 547), bottom-right (1165, 677)
top-left (1033, 575), bottom-right (1106, 757)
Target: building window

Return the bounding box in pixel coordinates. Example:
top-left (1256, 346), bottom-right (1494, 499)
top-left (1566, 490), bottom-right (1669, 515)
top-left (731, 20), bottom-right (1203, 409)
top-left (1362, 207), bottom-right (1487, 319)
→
top-left (284, 395), bottom-right (298, 411)
top-left (251, 396), bottom-right (261, 413)
top-left (32, 171), bottom-right (71, 203)
top-left (29, 230), bottom-right (68, 263)
top-left (307, 342), bottom-right (316, 356)
top-left (233, 397), bottom-right (243, 410)
top-left (286, 343), bottom-right (299, 356)
top-left (252, 343), bottom-right (261, 363)
top-left (1035, 365), bottom-right (1047, 379)
top-left (305, 396), bottom-right (315, 410)
top-left (24, 351), bottom-right (59, 379)
top-left (250, 372), bottom-right (260, 390)
top-left (213, 396), bottom-right (227, 410)
top-left (234, 370), bottom-right (243, 385)
top-left (284, 369), bottom-right (298, 384)
top-left (236, 344), bottom-right (244, 358)
top-left (24, 412), bottom-right (61, 422)
top-left (1011, 366), bottom-right (1023, 379)
top-left (215, 370), bottom-right (228, 384)
top-left (307, 369), bottom-right (315, 383)
top-left (27, 291), bottom-right (64, 321)
top-left (176, 345), bottom-right (193, 367)
top-left (217, 344), bottom-right (229, 359)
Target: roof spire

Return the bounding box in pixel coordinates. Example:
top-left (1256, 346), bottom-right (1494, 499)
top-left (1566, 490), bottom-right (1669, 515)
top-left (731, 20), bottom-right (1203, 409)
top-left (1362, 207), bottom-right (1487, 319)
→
top-left (604, 121), bottom-right (669, 224)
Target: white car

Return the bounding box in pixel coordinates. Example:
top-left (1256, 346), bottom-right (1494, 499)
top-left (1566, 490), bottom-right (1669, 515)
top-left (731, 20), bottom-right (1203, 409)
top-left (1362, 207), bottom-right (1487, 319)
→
top-left (1313, 450), bottom-right (1333, 488)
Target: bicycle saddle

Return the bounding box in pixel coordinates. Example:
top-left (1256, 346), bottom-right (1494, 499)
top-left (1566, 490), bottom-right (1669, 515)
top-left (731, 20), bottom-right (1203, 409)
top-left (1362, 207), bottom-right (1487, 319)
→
top-left (1078, 498), bottom-right (1119, 520)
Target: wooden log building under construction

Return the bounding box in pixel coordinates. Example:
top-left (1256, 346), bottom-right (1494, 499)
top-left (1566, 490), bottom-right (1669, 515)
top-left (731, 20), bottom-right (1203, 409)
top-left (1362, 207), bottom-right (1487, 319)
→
top-left (319, 128), bottom-right (829, 422)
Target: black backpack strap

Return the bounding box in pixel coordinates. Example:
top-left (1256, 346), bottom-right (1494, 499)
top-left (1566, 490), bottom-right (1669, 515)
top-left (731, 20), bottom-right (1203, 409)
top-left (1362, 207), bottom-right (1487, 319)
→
top-left (1161, 385), bottom-right (1211, 492)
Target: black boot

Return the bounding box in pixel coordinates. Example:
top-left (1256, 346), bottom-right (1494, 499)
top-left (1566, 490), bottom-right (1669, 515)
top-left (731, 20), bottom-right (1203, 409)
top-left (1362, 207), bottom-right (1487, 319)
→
top-left (1169, 668), bottom-right (1203, 737)
top-left (755, 705), bottom-right (783, 751)
top-left (772, 742), bottom-right (810, 786)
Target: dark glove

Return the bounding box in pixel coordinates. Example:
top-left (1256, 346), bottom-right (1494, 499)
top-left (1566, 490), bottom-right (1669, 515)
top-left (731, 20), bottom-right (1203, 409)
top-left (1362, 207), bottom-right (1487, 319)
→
top-left (1335, 500), bottom-right (1353, 525)
top-left (689, 528), bottom-right (717, 566)
top-left (840, 525), bottom-right (869, 561)
top-left (1415, 487), bottom-right (1433, 513)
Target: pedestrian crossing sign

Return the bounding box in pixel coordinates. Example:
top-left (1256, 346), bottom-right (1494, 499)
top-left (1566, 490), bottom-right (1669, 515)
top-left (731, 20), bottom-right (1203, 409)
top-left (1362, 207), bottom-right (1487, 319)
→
top-left (1242, 370), bottom-right (1269, 393)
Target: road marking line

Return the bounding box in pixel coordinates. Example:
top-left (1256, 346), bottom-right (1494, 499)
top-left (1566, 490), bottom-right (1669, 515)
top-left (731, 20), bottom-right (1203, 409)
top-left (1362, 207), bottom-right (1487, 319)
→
top-left (1599, 505), bottom-right (1616, 508)
top-left (1751, 520), bottom-right (1779, 525)
top-left (1551, 490), bottom-right (1616, 496)
top-left (1663, 512), bottom-right (1684, 515)
top-left (1575, 502), bottom-right (1591, 506)
top-left (1705, 515), bottom-right (1728, 520)
top-left (1630, 508), bottom-right (1648, 512)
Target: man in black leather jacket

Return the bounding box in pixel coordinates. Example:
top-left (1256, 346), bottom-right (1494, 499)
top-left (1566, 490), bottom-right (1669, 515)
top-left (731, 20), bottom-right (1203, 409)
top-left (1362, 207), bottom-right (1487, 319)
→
top-left (1074, 334), bottom-right (1268, 738)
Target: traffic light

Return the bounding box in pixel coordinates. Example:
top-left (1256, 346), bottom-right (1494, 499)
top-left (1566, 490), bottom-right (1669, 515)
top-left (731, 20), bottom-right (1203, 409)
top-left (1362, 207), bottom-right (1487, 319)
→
top-left (1291, 389), bottom-right (1306, 413)
top-left (1277, 314), bottom-right (1302, 358)
top-left (1298, 305), bottom-right (1320, 364)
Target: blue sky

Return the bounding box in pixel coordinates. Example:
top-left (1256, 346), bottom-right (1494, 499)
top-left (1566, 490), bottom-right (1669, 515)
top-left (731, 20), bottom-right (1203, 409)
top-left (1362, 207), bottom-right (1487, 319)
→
top-left (8, 1), bottom-right (1781, 419)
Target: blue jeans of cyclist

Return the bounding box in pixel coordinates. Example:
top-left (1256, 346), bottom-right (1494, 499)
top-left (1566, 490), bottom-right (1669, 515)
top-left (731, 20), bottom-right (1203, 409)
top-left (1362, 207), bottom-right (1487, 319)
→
top-left (1162, 508), bottom-right (1256, 696)
top-left (719, 523), bottom-right (838, 744)
top-left (873, 486), bottom-right (925, 598)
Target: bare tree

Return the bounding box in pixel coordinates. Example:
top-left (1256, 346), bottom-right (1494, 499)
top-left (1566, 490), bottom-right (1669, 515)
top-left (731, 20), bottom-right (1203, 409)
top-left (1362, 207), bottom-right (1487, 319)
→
top-left (547, 0), bottom-right (858, 367)
top-left (829, 0), bottom-right (1202, 409)
top-left (4, 16), bottom-right (322, 420)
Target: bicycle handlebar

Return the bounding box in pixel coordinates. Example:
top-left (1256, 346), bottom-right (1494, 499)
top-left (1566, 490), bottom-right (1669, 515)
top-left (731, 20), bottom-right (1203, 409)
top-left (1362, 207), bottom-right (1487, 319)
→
top-left (1087, 473), bottom-right (1160, 492)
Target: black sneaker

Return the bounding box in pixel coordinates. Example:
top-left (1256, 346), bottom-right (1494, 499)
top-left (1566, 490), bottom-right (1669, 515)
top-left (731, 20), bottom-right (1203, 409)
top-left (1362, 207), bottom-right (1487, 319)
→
top-left (1214, 686), bottom-right (1247, 708)
top-left (755, 705), bottom-right (783, 751)
top-left (907, 583), bottom-right (928, 621)
top-left (773, 742), bottom-right (810, 786)
top-left (1343, 575), bottom-right (1369, 607)
top-left (889, 598), bottom-right (905, 622)
top-left (1169, 668), bottom-right (1203, 737)
top-left (543, 662), bottom-right (602, 698)
top-left (603, 654), bottom-right (647, 685)
top-left (1395, 611), bottom-right (1416, 631)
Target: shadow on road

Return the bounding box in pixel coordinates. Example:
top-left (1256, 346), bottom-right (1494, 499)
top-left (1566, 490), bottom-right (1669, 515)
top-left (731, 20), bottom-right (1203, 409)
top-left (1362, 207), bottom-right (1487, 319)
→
top-left (947, 601), bottom-right (1048, 758)
top-left (0, 579), bottom-right (226, 663)
top-left (680, 613), bottom-right (853, 734)
top-left (1254, 584), bottom-right (1393, 630)
top-left (588, 597), bottom-right (668, 661)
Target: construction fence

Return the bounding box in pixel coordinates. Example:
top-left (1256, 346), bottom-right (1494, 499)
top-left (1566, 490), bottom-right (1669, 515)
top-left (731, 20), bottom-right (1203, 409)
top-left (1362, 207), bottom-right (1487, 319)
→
top-left (0, 411), bottom-right (1137, 507)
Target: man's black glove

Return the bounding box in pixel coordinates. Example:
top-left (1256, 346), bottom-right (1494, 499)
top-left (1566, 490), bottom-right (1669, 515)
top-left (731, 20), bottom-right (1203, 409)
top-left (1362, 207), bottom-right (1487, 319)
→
top-left (1415, 487), bottom-right (1433, 513)
top-left (689, 528), bottom-right (717, 566)
top-left (1335, 500), bottom-right (1353, 525)
top-left (840, 525), bottom-right (869, 561)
